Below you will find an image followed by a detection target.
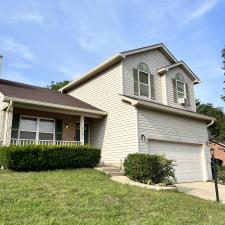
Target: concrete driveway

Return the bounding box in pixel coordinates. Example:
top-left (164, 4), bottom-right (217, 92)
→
top-left (176, 182), bottom-right (225, 203)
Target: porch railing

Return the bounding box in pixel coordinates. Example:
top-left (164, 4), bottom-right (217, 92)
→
top-left (10, 139), bottom-right (81, 146)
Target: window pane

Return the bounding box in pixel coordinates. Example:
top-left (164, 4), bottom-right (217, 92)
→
top-left (20, 117), bottom-right (37, 131)
top-left (20, 131), bottom-right (36, 139)
top-left (177, 81), bottom-right (184, 92)
top-left (134, 81), bottom-right (139, 95)
top-left (39, 119), bottom-right (54, 133)
top-left (39, 133), bottom-right (53, 140)
top-left (178, 92), bottom-right (185, 99)
top-left (140, 84), bottom-right (149, 97)
top-left (139, 71), bottom-right (149, 84)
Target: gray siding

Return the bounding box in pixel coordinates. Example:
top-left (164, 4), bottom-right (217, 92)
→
top-left (122, 49), bottom-right (196, 112)
top-left (166, 67), bottom-right (196, 111)
top-left (122, 49), bottom-right (172, 103)
top-left (68, 63), bottom-right (138, 164)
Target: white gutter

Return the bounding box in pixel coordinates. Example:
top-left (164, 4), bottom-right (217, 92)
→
top-left (3, 96), bottom-right (107, 116)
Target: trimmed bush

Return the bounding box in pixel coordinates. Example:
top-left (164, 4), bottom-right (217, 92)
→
top-left (218, 166), bottom-right (225, 184)
top-left (0, 145), bottom-right (101, 171)
top-left (123, 153), bottom-right (176, 184)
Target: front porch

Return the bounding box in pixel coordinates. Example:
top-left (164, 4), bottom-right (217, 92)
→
top-left (1, 105), bottom-right (104, 147)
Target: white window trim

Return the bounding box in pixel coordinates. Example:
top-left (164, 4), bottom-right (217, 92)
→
top-left (176, 80), bottom-right (186, 102)
top-left (137, 69), bottom-right (151, 98)
top-left (18, 115), bottom-right (55, 141)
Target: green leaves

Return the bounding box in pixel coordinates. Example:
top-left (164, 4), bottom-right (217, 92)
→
top-left (46, 80), bottom-right (70, 90)
top-left (0, 145), bottom-right (101, 171)
top-left (123, 153), bottom-right (176, 184)
top-left (196, 101), bottom-right (225, 142)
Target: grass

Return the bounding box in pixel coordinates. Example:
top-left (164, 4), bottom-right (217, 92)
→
top-left (1, 169), bottom-right (225, 225)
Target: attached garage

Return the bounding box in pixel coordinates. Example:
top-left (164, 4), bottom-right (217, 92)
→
top-left (148, 140), bottom-right (204, 182)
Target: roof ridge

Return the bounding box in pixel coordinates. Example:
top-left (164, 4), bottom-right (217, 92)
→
top-left (0, 78), bottom-right (60, 93)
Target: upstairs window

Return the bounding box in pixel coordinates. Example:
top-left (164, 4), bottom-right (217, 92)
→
top-left (133, 63), bottom-right (155, 99)
top-left (172, 73), bottom-right (190, 106)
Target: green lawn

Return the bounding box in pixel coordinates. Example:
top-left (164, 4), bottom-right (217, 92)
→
top-left (1, 169), bottom-right (225, 225)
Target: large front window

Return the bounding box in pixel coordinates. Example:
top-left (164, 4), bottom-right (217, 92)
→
top-left (19, 116), bottom-right (55, 140)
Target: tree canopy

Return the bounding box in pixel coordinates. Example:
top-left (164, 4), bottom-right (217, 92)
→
top-left (196, 100), bottom-right (225, 142)
top-left (222, 47), bottom-right (225, 101)
top-left (47, 80), bottom-right (70, 90)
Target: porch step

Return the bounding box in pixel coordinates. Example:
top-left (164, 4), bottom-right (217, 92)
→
top-left (95, 164), bottom-right (124, 176)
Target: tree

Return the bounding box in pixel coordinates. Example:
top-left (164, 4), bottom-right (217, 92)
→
top-left (196, 101), bottom-right (225, 142)
top-left (222, 47), bottom-right (225, 101)
top-left (47, 80), bottom-right (70, 90)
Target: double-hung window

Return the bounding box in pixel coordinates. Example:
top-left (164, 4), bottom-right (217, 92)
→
top-left (176, 80), bottom-right (186, 99)
top-left (134, 63), bottom-right (151, 98)
top-left (19, 116), bottom-right (55, 140)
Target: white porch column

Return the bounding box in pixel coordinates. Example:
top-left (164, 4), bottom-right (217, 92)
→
top-left (0, 110), bottom-right (5, 144)
top-left (80, 115), bottom-right (85, 145)
top-left (3, 103), bottom-right (13, 146)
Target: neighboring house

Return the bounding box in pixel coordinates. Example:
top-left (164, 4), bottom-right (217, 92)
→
top-left (209, 140), bottom-right (225, 166)
top-left (0, 43), bottom-right (214, 182)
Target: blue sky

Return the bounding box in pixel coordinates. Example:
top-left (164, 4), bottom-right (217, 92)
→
top-left (0, 0), bottom-right (224, 108)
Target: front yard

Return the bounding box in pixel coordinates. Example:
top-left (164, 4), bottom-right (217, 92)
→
top-left (1, 169), bottom-right (225, 225)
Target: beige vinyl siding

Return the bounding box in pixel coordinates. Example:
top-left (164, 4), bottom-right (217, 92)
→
top-left (166, 67), bottom-right (196, 111)
top-left (137, 107), bottom-right (211, 179)
top-left (122, 49), bottom-right (172, 103)
top-left (68, 63), bottom-right (138, 164)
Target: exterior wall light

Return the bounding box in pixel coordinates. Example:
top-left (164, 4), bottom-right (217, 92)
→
top-left (141, 134), bottom-right (146, 141)
top-left (65, 123), bottom-right (69, 128)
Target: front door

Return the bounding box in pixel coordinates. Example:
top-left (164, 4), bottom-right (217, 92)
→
top-left (75, 123), bottom-right (89, 144)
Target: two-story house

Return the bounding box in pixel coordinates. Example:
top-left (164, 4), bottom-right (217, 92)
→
top-left (0, 43), bottom-right (214, 182)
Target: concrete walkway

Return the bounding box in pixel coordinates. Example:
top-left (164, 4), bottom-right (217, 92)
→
top-left (95, 164), bottom-right (175, 191)
top-left (176, 182), bottom-right (225, 203)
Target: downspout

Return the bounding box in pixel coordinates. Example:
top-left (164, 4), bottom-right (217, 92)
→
top-left (3, 100), bottom-right (13, 145)
top-left (207, 119), bottom-right (214, 128)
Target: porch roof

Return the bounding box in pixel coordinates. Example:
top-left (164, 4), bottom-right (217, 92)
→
top-left (0, 79), bottom-right (107, 116)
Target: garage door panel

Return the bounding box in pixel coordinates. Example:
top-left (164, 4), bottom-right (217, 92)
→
top-left (148, 140), bottom-right (203, 182)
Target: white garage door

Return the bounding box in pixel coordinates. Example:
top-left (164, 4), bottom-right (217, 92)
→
top-left (148, 140), bottom-right (204, 182)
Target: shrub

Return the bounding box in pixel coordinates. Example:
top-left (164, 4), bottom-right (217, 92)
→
top-left (123, 153), bottom-right (176, 184)
top-left (218, 166), bottom-right (225, 184)
top-left (0, 145), bottom-right (101, 171)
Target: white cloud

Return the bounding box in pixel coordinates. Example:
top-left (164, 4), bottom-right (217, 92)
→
top-left (12, 10), bottom-right (44, 24)
top-left (3, 70), bottom-right (32, 84)
top-left (54, 65), bottom-right (78, 79)
top-left (9, 62), bottom-right (31, 69)
top-left (0, 8), bottom-right (44, 24)
top-left (0, 38), bottom-right (36, 62)
top-left (185, 0), bottom-right (218, 22)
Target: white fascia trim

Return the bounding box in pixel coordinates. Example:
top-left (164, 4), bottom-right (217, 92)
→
top-left (121, 44), bottom-right (178, 63)
top-left (60, 54), bottom-right (124, 92)
top-left (121, 95), bottom-right (138, 105)
top-left (135, 100), bottom-right (214, 121)
top-left (3, 96), bottom-right (107, 116)
top-left (157, 61), bottom-right (200, 84)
